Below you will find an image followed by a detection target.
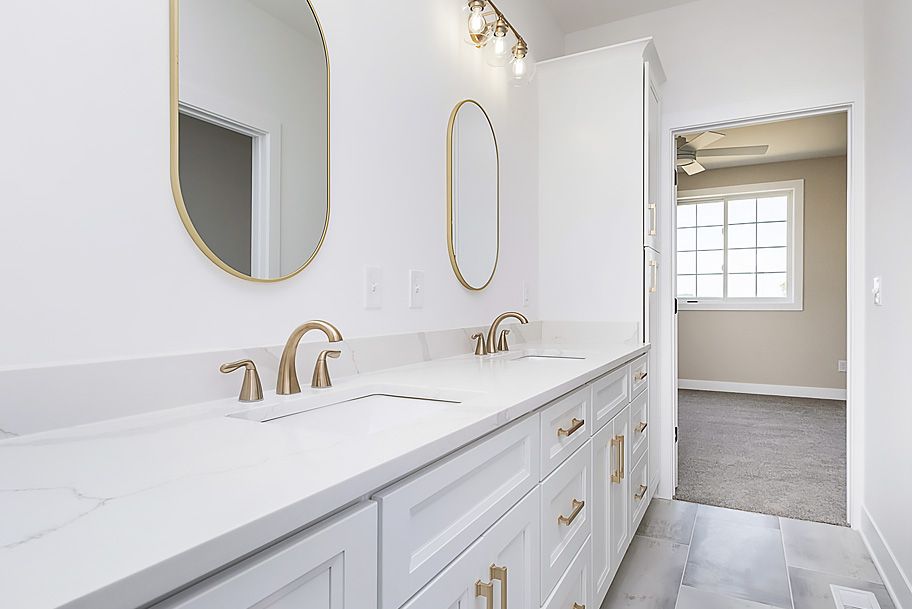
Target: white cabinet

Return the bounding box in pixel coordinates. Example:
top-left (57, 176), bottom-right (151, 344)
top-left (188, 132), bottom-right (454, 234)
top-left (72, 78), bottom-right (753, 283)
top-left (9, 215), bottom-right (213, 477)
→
top-left (374, 415), bottom-right (540, 609)
top-left (591, 406), bottom-right (630, 603)
top-left (540, 385), bottom-right (590, 476)
top-left (645, 246), bottom-right (662, 493)
top-left (154, 503), bottom-right (377, 609)
top-left (644, 63), bottom-right (662, 252)
top-left (542, 540), bottom-right (591, 609)
top-left (401, 488), bottom-right (541, 609)
top-left (591, 365), bottom-right (630, 433)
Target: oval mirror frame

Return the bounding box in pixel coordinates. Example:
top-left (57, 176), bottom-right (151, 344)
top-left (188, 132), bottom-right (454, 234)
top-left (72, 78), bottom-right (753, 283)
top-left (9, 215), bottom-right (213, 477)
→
top-left (168, 0), bottom-right (330, 283)
top-left (446, 99), bottom-right (500, 291)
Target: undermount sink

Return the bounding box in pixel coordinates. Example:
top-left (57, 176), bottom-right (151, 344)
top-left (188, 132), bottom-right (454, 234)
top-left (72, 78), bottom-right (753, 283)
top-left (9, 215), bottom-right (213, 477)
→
top-left (228, 385), bottom-right (476, 435)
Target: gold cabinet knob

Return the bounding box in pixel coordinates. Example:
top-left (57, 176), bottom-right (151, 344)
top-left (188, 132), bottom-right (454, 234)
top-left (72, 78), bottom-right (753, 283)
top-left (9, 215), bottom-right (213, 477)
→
top-left (220, 360), bottom-right (263, 403)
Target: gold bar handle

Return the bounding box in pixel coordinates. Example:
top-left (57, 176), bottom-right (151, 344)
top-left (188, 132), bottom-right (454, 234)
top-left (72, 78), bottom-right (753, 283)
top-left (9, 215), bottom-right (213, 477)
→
top-left (648, 203), bottom-right (657, 236)
top-left (649, 260), bottom-right (658, 293)
top-left (557, 418), bottom-right (584, 438)
top-left (620, 435), bottom-right (625, 479)
top-left (558, 499), bottom-right (585, 526)
top-left (573, 604), bottom-right (587, 609)
top-left (611, 435), bottom-right (622, 484)
top-left (635, 371), bottom-right (648, 382)
top-left (636, 421), bottom-right (648, 433)
top-left (490, 565), bottom-right (507, 609)
top-left (475, 580), bottom-right (494, 609)
top-left (635, 484), bottom-right (648, 500)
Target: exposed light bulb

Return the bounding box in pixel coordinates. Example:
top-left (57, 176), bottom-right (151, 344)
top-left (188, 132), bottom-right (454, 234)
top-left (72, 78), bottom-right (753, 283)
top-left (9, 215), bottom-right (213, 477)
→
top-left (467, 8), bottom-right (486, 34)
top-left (485, 19), bottom-right (511, 67)
top-left (464, 1), bottom-right (490, 47)
top-left (509, 41), bottom-right (535, 85)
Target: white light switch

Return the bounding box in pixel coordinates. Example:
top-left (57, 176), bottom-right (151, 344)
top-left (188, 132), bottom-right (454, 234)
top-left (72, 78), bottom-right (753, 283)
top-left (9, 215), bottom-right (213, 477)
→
top-left (409, 270), bottom-right (425, 309)
top-left (872, 276), bottom-right (883, 306)
top-left (365, 266), bottom-right (382, 309)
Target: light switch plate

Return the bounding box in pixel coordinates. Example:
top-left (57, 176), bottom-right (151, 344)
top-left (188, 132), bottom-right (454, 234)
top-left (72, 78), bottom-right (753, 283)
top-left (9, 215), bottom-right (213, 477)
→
top-left (838, 360), bottom-right (848, 373)
top-left (409, 270), bottom-right (425, 309)
top-left (365, 266), bottom-right (382, 309)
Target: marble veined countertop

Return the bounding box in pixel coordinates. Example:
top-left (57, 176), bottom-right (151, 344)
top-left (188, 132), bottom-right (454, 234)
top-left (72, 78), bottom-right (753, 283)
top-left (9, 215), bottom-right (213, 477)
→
top-left (0, 341), bottom-right (647, 609)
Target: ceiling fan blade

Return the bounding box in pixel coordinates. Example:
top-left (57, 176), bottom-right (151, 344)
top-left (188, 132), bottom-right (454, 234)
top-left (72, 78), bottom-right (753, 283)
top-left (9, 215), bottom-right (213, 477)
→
top-left (681, 161), bottom-right (706, 176)
top-left (685, 131), bottom-right (725, 150)
top-left (697, 145), bottom-right (770, 158)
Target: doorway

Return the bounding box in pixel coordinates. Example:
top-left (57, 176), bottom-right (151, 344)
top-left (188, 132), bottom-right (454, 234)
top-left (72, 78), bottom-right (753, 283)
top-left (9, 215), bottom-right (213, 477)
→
top-left (669, 111), bottom-right (850, 525)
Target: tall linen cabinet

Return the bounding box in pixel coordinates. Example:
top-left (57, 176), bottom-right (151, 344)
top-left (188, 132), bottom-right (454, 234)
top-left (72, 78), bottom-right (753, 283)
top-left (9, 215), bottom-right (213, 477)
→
top-left (538, 38), bottom-right (666, 604)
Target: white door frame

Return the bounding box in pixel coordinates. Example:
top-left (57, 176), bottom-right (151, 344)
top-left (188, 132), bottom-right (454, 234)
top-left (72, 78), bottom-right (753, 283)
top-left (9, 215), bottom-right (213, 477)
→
top-left (659, 103), bottom-right (863, 527)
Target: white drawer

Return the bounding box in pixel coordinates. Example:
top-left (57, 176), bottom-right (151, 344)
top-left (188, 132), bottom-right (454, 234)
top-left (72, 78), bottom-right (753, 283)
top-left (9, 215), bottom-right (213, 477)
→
top-left (542, 538), bottom-right (591, 609)
top-left (629, 452), bottom-right (650, 532)
top-left (541, 385), bottom-right (591, 476)
top-left (591, 365), bottom-right (630, 433)
top-left (374, 415), bottom-right (540, 609)
top-left (630, 354), bottom-right (648, 398)
top-left (629, 389), bottom-right (648, 468)
top-left (154, 503), bottom-right (377, 609)
top-left (540, 441), bottom-right (591, 603)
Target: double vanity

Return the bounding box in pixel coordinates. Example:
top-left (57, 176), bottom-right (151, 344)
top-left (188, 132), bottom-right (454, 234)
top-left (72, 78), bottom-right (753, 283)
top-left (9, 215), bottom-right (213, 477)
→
top-left (1, 321), bottom-right (654, 609)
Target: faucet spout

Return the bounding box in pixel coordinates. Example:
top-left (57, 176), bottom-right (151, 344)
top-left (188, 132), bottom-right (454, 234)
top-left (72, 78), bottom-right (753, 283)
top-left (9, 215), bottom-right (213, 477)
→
top-left (486, 311), bottom-right (529, 354)
top-left (277, 320), bottom-right (344, 394)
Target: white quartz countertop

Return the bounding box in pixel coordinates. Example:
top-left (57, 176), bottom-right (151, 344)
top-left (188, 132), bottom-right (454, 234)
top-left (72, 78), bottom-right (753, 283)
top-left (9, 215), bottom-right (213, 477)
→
top-left (0, 341), bottom-right (647, 609)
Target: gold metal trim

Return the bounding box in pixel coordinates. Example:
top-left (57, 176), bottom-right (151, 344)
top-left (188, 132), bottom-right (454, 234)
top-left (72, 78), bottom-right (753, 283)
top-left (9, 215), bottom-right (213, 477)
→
top-left (475, 580), bottom-right (494, 608)
top-left (446, 99), bottom-right (500, 291)
top-left (611, 434), bottom-right (626, 484)
top-left (557, 418), bottom-right (585, 438)
top-left (169, 0), bottom-right (331, 282)
top-left (490, 565), bottom-right (507, 609)
top-left (558, 498), bottom-right (585, 526)
top-left (572, 604), bottom-right (586, 609)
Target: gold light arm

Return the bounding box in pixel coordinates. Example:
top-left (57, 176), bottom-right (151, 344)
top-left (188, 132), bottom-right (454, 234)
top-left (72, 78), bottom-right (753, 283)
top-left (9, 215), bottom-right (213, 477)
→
top-left (485, 0), bottom-right (526, 46)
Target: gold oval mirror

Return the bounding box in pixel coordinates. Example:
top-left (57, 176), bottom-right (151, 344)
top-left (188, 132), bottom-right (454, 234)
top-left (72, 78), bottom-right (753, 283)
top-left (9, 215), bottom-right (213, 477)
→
top-left (447, 100), bottom-right (500, 291)
top-left (170, 0), bottom-right (329, 282)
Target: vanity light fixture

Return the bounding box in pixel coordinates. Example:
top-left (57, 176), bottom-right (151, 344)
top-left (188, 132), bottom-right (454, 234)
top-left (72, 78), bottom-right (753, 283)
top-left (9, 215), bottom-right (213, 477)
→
top-left (463, 0), bottom-right (535, 84)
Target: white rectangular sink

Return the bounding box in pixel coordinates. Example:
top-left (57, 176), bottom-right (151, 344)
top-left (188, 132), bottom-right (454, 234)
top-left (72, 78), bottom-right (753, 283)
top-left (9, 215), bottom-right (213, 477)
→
top-left (228, 385), bottom-right (477, 435)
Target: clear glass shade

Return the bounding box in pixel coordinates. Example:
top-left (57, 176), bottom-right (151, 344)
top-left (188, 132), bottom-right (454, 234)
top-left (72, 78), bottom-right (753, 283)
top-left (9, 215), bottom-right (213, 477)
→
top-left (464, 4), bottom-right (490, 47)
top-left (509, 50), bottom-right (536, 84)
top-left (485, 32), bottom-right (512, 67)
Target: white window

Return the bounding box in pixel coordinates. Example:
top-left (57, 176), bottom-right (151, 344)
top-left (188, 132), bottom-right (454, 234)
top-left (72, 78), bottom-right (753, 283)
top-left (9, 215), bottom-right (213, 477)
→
top-left (676, 180), bottom-right (804, 311)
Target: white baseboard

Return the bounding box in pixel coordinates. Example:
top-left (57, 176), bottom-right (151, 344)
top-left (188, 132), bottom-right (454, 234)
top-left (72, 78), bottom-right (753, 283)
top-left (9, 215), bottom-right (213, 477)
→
top-left (678, 379), bottom-right (847, 401)
top-left (859, 506), bottom-right (912, 609)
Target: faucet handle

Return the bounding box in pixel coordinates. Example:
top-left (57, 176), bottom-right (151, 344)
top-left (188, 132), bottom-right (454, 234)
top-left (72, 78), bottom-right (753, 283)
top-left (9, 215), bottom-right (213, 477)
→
top-left (312, 350), bottom-right (341, 389)
top-left (471, 333), bottom-right (488, 356)
top-left (220, 360), bottom-right (264, 403)
top-left (497, 329), bottom-right (511, 352)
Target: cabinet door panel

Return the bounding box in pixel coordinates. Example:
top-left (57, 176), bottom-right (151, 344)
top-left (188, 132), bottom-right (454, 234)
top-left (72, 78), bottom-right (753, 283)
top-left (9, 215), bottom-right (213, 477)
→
top-left (541, 386), bottom-right (591, 476)
top-left (609, 411), bottom-right (631, 573)
top-left (155, 503), bottom-right (377, 609)
top-left (591, 365), bottom-right (630, 433)
top-left (403, 488), bottom-right (540, 609)
top-left (629, 389), bottom-right (649, 468)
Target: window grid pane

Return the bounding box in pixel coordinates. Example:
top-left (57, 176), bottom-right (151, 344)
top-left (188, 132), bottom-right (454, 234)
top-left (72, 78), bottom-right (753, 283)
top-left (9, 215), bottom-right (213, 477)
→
top-left (676, 190), bottom-right (792, 303)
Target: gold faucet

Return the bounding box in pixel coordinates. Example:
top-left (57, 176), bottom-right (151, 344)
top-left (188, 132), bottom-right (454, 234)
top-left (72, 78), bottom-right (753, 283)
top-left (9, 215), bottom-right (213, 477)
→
top-left (276, 320), bottom-right (344, 394)
top-left (486, 311), bottom-right (529, 354)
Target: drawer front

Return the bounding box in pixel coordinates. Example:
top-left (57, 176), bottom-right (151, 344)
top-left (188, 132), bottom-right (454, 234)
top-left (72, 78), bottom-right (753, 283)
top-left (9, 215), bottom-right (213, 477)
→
top-left (541, 385), bottom-right (591, 476)
top-left (591, 365), bottom-right (630, 433)
top-left (374, 415), bottom-right (540, 609)
top-left (630, 354), bottom-right (649, 398)
top-left (540, 441), bottom-right (591, 602)
top-left (542, 538), bottom-right (591, 609)
top-left (629, 452), bottom-right (649, 533)
top-left (402, 487), bottom-right (541, 609)
top-left (155, 503), bottom-right (377, 609)
top-left (629, 389), bottom-right (648, 468)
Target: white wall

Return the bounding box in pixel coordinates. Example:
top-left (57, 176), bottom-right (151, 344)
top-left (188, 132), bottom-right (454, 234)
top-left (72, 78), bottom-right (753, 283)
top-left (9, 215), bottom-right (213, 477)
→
top-left (0, 0), bottom-right (563, 369)
top-left (862, 0), bottom-right (912, 604)
top-left (563, 0), bottom-right (867, 505)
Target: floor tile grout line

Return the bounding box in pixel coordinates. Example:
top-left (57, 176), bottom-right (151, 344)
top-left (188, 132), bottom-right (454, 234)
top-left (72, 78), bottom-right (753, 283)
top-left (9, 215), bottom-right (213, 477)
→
top-left (779, 516), bottom-right (797, 609)
top-left (675, 506), bottom-right (699, 605)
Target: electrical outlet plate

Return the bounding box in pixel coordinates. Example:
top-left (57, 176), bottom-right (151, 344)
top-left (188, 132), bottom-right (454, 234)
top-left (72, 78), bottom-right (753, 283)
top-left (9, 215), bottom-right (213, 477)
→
top-left (365, 267), bottom-right (382, 309)
top-left (409, 270), bottom-right (425, 309)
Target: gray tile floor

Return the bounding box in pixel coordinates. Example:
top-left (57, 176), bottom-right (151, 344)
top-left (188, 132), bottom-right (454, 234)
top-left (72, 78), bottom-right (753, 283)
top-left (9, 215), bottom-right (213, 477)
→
top-left (601, 498), bottom-right (895, 609)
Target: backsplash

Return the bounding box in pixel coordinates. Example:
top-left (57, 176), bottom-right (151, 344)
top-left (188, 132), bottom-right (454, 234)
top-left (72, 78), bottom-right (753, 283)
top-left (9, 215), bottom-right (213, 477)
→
top-left (0, 321), bottom-right (639, 438)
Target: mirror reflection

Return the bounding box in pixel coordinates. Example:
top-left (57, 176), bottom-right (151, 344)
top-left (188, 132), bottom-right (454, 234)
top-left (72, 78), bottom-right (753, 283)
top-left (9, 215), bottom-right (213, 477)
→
top-left (173, 0), bottom-right (329, 281)
top-left (447, 100), bottom-right (499, 290)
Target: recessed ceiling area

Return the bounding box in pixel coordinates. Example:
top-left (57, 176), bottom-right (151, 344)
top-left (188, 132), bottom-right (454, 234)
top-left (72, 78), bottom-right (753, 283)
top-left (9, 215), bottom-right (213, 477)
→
top-left (543, 0), bottom-right (702, 33)
top-left (679, 113), bottom-right (848, 172)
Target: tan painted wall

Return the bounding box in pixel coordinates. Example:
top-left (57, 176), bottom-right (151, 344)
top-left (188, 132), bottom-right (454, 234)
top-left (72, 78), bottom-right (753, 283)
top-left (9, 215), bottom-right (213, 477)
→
top-left (678, 156), bottom-right (847, 390)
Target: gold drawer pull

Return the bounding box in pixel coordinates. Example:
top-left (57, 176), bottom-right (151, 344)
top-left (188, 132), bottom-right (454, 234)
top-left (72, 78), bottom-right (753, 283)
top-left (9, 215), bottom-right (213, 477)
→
top-left (573, 604), bottom-right (586, 609)
top-left (475, 580), bottom-right (494, 608)
top-left (490, 565), bottom-right (507, 609)
top-left (557, 418), bottom-right (584, 438)
top-left (610, 435), bottom-right (625, 483)
top-left (636, 421), bottom-right (648, 433)
top-left (635, 371), bottom-right (648, 382)
top-left (635, 484), bottom-right (648, 500)
top-left (558, 499), bottom-right (585, 526)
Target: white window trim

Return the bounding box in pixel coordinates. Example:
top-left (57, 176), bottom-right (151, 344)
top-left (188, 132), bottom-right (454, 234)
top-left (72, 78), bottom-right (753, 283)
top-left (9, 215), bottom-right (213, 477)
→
top-left (677, 179), bottom-right (804, 311)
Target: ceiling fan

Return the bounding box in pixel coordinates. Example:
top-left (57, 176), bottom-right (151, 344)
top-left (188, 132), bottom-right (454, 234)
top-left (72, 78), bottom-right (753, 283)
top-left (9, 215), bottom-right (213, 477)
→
top-left (676, 131), bottom-right (770, 175)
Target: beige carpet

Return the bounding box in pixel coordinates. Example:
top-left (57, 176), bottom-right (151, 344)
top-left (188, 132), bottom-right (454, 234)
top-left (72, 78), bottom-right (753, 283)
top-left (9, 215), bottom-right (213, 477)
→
top-left (674, 390), bottom-right (847, 526)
